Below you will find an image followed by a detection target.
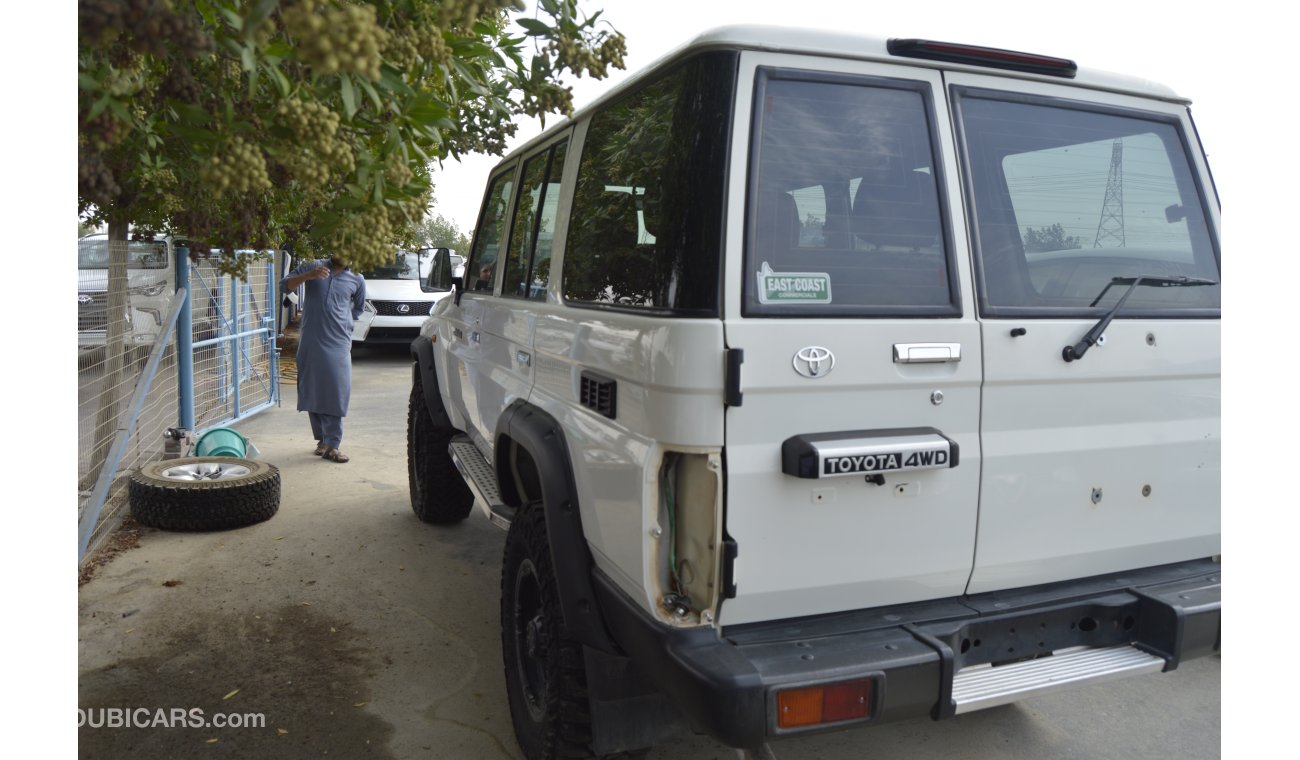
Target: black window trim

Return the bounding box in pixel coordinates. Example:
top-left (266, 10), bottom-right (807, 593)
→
top-left (949, 84), bottom-right (1222, 320)
top-left (742, 66), bottom-right (962, 319)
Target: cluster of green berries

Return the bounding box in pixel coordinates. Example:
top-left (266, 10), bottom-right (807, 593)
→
top-left (439, 0), bottom-right (526, 30)
top-left (385, 25), bottom-right (451, 69)
top-left (327, 203), bottom-right (394, 272)
top-left (384, 152), bottom-right (414, 188)
top-left (283, 1), bottom-right (387, 81)
top-left (548, 31), bottom-right (627, 80)
top-left (277, 98), bottom-right (341, 153)
top-left (200, 137), bottom-right (272, 196)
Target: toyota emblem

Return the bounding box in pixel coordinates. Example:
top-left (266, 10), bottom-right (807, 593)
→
top-left (793, 346), bottom-right (835, 378)
top-left (78, 294), bottom-right (93, 305)
top-left (397, 304), bottom-right (410, 314)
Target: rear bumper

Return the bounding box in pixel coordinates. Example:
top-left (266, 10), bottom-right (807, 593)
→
top-left (592, 558), bottom-right (1220, 749)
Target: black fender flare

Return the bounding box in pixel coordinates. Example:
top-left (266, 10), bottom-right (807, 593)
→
top-left (410, 335), bottom-right (456, 432)
top-left (496, 399), bottom-right (617, 654)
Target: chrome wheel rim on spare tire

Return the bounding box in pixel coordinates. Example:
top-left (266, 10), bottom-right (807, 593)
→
top-left (160, 462), bottom-right (252, 481)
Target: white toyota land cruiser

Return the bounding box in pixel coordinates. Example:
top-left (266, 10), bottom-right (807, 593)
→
top-left (408, 26), bottom-right (1220, 760)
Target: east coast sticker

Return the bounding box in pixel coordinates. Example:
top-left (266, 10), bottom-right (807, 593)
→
top-left (756, 262), bottom-right (832, 305)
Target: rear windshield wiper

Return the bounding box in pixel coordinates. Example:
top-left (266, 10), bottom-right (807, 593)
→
top-left (1062, 275), bottom-right (1218, 362)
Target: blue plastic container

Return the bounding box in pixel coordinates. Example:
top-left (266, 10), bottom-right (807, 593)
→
top-left (195, 427), bottom-right (248, 458)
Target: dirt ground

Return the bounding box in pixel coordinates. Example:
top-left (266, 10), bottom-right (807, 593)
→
top-left (77, 347), bottom-right (1221, 760)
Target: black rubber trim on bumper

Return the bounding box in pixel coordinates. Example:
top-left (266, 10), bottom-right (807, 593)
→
top-left (592, 558), bottom-right (1220, 750)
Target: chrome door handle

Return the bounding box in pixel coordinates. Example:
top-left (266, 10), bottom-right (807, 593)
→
top-left (515, 350), bottom-right (531, 367)
top-left (470, 331), bottom-right (481, 344)
top-left (893, 342), bottom-right (961, 364)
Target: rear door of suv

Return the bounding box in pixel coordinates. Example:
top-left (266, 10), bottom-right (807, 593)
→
top-left (948, 75), bottom-right (1221, 593)
top-left (721, 53), bottom-right (983, 626)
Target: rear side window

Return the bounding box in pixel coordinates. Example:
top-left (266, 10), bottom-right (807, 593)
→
top-left (502, 142), bottom-right (567, 301)
top-left (464, 169), bottom-right (515, 293)
top-left (744, 69), bottom-right (958, 317)
top-left (563, 51), bottom-right (737, 316)
top-left (955, 89), bottom-right (1219, 316)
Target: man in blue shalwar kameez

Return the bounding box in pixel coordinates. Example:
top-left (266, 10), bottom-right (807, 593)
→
top-left (281, 257), bottom-right (366, 463)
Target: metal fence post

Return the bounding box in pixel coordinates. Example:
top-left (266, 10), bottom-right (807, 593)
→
top-left (231, 269), bottom-right (242, 417)
top-left (175, 247), bottom-right (195, 432)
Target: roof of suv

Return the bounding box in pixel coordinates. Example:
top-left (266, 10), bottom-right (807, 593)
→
top-left (500, 24), bottom-right (1188, 164)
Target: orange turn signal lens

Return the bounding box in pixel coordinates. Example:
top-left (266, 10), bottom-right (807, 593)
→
top-left (777, 679), bottom-right (872, 729)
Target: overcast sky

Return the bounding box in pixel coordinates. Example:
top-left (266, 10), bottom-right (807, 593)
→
top-left (432, 0), bottom-right (1241, 233)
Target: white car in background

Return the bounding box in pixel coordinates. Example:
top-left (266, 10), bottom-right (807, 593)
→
top-left (351, 248), bottom-right (462, 346)
top-left (78, 234), bottom-right (179, 349)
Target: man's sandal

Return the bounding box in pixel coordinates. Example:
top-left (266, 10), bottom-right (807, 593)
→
top-left (314, 443), bottom-right (327, 456)
top-left (322, 448), bottom-right (350, 463)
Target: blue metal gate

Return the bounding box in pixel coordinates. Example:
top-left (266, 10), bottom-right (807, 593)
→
top-left (179, 252), bottom-right (280, 435)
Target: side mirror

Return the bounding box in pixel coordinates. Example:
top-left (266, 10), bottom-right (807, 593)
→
top-left (426, 248), bottom-right (455, 292)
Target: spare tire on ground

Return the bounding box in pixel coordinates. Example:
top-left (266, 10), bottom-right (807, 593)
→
top-left (129, 457), bottom-right (281, 531)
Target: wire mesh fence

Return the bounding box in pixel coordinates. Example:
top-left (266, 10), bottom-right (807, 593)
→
top-left (77, 277), bottom-right (181, 554)
top-left (77, 241), bottom-right (280, 559)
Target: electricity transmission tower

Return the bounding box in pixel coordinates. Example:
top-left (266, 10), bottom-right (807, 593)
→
top-left (1093, 139), bottom-right (1125, 247)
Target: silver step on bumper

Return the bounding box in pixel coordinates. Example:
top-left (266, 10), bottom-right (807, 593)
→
top-left (448, 436), bottom-right (514, 529)
top-left (951, 644), bottom-right (1165, 714)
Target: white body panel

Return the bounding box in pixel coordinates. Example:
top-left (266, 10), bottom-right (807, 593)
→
top-left (970, 319), bottom-right (1221, 592)
top-left (531, 311), bottom-right (725, 604)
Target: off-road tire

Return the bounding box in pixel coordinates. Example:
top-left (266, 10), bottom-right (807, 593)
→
top-left (129, 457), bottom-right (280, 531)
top-left (501, 501), bottom-right (601, 760)
top-left (407, 377), bottom-right (473, 524)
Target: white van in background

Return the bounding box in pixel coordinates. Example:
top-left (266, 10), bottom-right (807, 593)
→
top-left (351, 248), bottom-right (462, 346)
top-left (78, 234), bottom-right (178, 349)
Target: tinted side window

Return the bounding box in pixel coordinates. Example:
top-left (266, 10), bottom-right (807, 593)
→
top-left (502, 142), bottom-right (567, 301)
top-left (744, 70), bottom-right (957, 316)
top-left (956, 91), bottom-right (1219, 316)
top-left (465, 169), bottom-right (515, 293)
top-left (563, 52), bottom-right (736, 315)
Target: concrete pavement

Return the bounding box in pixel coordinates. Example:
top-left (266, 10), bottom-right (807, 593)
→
top-left (78, 346), bottom-right (1221, 759)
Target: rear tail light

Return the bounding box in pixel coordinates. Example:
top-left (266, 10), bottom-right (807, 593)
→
top-left (888, 38), bottom-right (1078, 78)
top-left (776, 678), bottom-right (873, 729)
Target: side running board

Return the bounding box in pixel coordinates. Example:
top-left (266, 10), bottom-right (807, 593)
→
top-left (448, 435), bottom-right (515, 530)
top-left (951, 644), bottom-right (1165, 714)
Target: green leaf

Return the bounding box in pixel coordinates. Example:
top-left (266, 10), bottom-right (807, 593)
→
top-left (516, 18), bottom-right (551, 36)
top-left (173, 103), bottom-right (211, 126)
top-left (340, 75), bottom-right (357, 120)
top-left (379, 66), bottom-right (414, 96)
top-left (219, 7), bottom-right (243, 29)
top-left (268, 65), bottom-right (290, 97)
top-left (247, 0), bottom-right (278, 33)
top-left (107, 99), bottom-right (131, 123)
top-left (264, 40), bottom-right (293, 59)
top-left (78, 73), bottom-right (101, 92)
top-left (451, 60), bottom-right (491, 97)
top-left (87, 93), bottom-right (111, 121)
top-left (240, 45), bottom-right (255, 73)
top-left (358, 78), bottom-right (382, 111)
